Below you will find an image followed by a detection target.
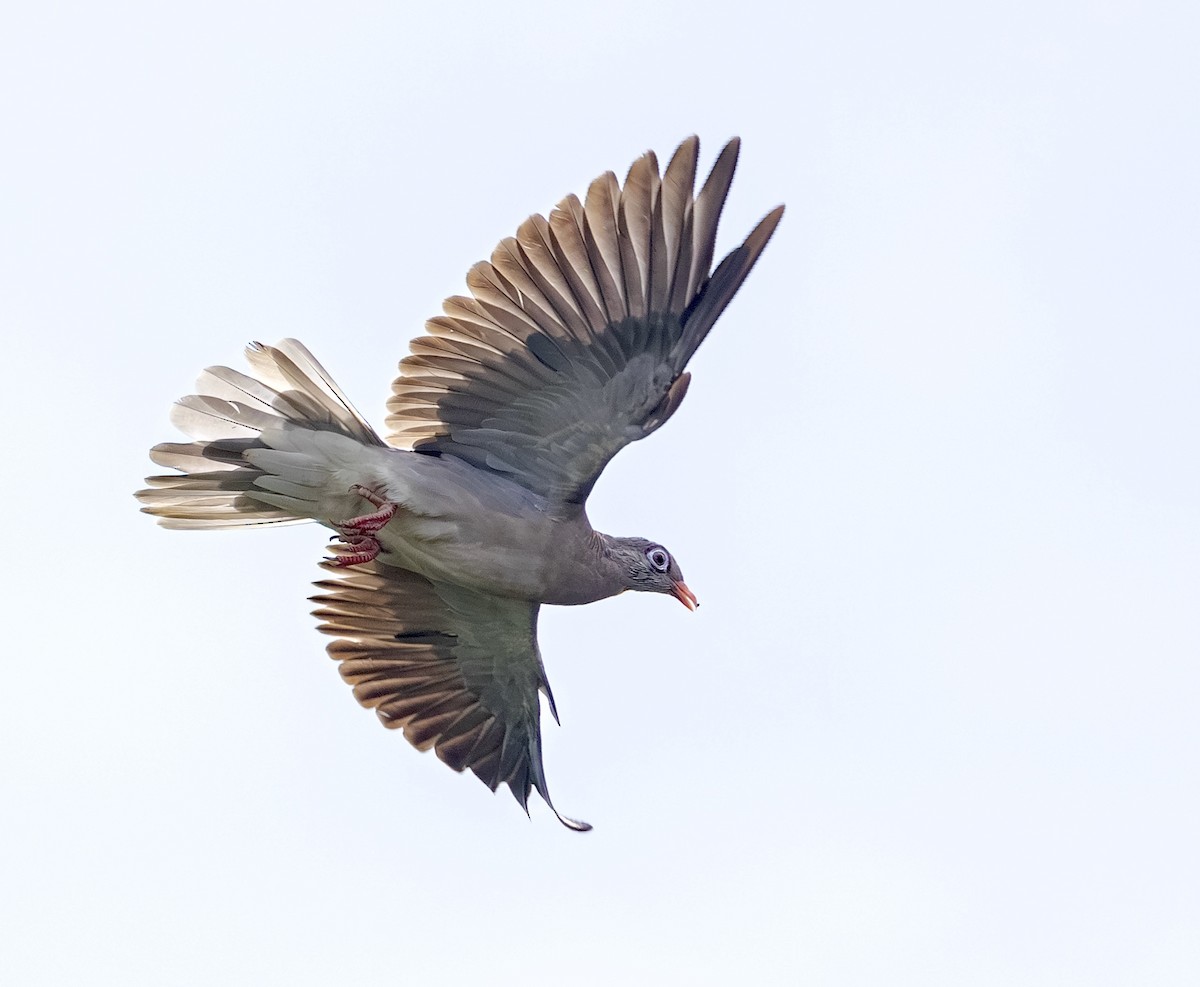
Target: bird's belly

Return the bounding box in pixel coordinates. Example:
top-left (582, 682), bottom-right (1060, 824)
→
top-left (374, 506), bottom-right (560, 600)
top-left (355, 449), bottom-right (592, 601)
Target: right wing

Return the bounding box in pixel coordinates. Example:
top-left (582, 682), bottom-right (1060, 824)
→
top-left (310, 560), bottom-right (590, 831)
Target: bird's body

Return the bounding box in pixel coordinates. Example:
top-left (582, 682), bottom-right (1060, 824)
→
top-left (244, 419), bottom-right (633, 605)
top-left (138, 137), bottom-right (782, 829)
top-left (369, 459), bottom-right (598, 606)
top-left (371, 453), bottom-right (621, 604)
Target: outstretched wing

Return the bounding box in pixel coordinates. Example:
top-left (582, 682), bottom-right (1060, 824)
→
top-left (310, 560), bottom-right (589, 831)
top-left (385, 136), bottom-right (783, 505)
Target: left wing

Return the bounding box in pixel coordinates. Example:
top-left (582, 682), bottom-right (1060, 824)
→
top-left (385, 136), bottom-right (783, 505)
top-left (310, 560), bottom-right (589, 831)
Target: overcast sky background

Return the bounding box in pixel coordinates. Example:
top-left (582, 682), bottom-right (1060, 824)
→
top-left (2, 2), bottom-right (1198, 984)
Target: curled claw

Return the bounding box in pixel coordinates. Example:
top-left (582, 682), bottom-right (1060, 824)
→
top-left (328, 486), bottom-right (396, 567)
top-left (327, 533), bottom-right (381, 568)
top-left (335, 484), bottom-right (397, 534)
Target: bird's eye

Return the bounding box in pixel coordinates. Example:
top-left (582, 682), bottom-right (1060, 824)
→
top-left (646, 547), bottom-right (670, 572)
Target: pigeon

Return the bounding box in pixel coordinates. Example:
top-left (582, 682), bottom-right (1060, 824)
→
top-left (137, 136), bottom-right (783, 831)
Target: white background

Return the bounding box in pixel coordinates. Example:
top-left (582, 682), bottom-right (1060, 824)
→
top-left (2, 2), bottom-right (1197, 983)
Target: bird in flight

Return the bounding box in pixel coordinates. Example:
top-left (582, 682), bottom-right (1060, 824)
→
top-left (137, 136), bottom-right (783, 830)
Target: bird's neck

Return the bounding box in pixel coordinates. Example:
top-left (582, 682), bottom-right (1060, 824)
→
top-left (530, 524), bottom-right (625, 606)
top-left (590, 531), bottom-right (635, 590)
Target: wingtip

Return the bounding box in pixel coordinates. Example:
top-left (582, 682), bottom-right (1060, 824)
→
top-left (530, 766), bottom-right (592, 832)
top-left (516, 781), bottom-right (590, 830)
top-left (554, 810), bottom-right (594, 833)
top-left (675, 134), bottom-right (701, 159)
top-left (751, 204), bottom-right (787, 249)
top-left (716, 136), bottom-right (742, 167)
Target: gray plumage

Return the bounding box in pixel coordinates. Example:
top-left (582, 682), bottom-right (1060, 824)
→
top-left (137, 136), bottom-right (783, 830)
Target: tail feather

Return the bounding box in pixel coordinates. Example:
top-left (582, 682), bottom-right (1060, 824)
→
top-left (149, 439), bottom-right (259, 472)
top-left (170, 394), bottom-right (282, 439)
top-left (245, 340), bottom-right (381, 446)
top-left (137, 339), bottom-right (384, 530)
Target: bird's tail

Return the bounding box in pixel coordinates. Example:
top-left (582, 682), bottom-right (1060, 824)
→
top-left (136, 339), bottom-right (388, 529)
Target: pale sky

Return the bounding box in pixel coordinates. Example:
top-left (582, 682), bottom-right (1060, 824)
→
top-left (2, 2), bottom-right (1198, 984)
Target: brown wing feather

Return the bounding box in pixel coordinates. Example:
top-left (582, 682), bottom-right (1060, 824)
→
top-left (384, 137), bottom-right (783, 504)
top-left (310, 560), bottom-right (590, 831)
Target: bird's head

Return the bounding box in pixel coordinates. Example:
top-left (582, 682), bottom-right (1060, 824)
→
top-left (607, 536), bottom-right (698, 610)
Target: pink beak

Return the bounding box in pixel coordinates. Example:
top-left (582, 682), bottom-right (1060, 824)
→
top-left (672, 580), bottom-right (699, 611)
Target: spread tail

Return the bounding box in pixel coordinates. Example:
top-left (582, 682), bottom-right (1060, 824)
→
top-left (136, 339), bottom-right (386, 529)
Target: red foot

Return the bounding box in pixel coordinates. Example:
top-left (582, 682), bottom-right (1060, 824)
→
top-left (327, 533), bottom-right (381, 567)
top-left (328, 485), bottom-right (396, 567)
top-left (335, 484), bottom-right (397, 534)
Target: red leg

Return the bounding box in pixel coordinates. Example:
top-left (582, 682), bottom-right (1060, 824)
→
top-left (328, 485), bottom-right (397, 567)
top-left (335, 484), bottom-right (397, 534)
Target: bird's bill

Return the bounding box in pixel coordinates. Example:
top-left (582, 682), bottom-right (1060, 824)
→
top-left (672, 580), bottom-right (699, 611)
